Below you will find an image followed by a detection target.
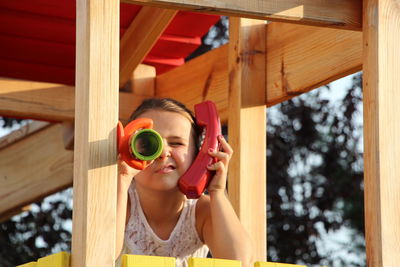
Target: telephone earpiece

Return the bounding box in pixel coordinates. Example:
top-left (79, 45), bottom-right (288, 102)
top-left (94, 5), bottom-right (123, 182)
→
top-left (178, 101), bottom-right (222, 199)
top-left (117, 118), bottom-right (163, 170)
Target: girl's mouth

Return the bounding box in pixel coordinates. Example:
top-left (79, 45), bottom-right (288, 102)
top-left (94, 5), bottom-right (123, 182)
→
top-left (156, 165), bottom-right (176, 174)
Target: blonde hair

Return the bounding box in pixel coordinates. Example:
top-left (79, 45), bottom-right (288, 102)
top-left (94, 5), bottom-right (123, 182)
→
top-left (130, 98), bottom-right (201, 150)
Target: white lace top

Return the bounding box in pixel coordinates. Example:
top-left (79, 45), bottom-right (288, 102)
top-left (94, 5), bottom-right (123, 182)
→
top-left (124, 182), bottom-right (209, 267)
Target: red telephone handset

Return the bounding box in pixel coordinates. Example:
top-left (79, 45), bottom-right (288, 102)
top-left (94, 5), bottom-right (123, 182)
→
top-left (178, 101), bottom-right (222, 199)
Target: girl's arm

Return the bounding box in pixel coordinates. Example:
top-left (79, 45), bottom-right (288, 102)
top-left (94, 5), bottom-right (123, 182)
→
top-left (115, 157), bottom-right (138, 259)
top-left (200, 135), bottom-right (254, 267)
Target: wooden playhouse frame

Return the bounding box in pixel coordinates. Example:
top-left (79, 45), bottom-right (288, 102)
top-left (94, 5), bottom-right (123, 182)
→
top-left (0, 0), bottom-right (399, 266)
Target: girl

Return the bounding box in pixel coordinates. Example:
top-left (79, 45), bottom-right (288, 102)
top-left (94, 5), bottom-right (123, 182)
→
top-left (116, 98), bottom-right (253, 267)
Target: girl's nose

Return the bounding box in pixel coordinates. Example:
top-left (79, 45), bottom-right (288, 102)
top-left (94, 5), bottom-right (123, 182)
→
top-left (158, 141), bottom-right (171, 159)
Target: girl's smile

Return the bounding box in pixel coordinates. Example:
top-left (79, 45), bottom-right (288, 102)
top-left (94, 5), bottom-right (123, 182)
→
top-left (155, 163), bottom-right (176, 174)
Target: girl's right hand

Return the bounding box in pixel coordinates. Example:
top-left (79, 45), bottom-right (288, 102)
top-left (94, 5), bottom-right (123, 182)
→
top-left (118, 155), bottom-right (140, 184)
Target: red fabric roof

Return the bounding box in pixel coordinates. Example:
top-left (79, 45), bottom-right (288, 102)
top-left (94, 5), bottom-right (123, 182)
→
top-left (0, 0), bottom-right (219, 85)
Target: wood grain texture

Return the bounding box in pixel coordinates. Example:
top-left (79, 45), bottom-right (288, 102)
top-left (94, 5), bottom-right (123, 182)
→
top-left (0, 124), bottom-right (73, 217)
top-left (120, 7), bottom-right (177, 88)
top-left (228, 17), bottom-right (267, 262)
top-left (363, 0), bottom-right (400, 266)
top-left (72, 0), bottom-right (119, 266)
top-left (0, 78), bottom-right (146, 123)
top-left (0, 78), bottom-right (75, 121)
top-left (156, 44), bottom-right (229, 122)
top-left (266, 22), bottom-right (362, 105)
top-left (123, 0), bottom-right (362, 30)
top-left (130, 64), bottom-right (156, 96)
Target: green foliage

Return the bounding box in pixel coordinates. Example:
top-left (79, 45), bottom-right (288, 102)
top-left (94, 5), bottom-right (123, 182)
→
top-left (267, 74), bottom-right (365, 266)
top-left (0, 190), bottom-right (72, 266)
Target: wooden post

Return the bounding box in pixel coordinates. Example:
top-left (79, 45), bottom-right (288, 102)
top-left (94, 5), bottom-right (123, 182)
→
top-left (363, 0), bottom-right (400, 266)
top-left (72, 0), bottom-right (119, 266)
top-left (228, 17), bottom-right (267, 261)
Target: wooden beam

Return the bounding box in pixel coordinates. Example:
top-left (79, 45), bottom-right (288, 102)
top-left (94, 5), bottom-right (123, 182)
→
top-left (0, 124), bottom-right (73, 219)
top-left (0, 120), bottom-right (49, 150)
top-left (72, 0), bottom-right (119, 266)
top-left (363, 0), bottom-right (400, 266)
top-left (130, 64), bottom-right (156, 96)
top-left (123, 0), bottom-right (362, 30)
top-left (119, 7), bottom-right (177, 88)
top-left (266, 22), bottom-right (362, 105)
top-left (227, 18), bottom-right (267, 262)
top-left (0, 78), bottom-right (75, 121)
top-left (156, 22), bottom-right (362, 112)
top-left (155, 44), bottom-right (229, 122)
top-left (0, 78), bottom-right (145, 123)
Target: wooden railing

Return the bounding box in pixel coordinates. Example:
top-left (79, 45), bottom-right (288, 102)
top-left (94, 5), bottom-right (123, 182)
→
top-left (17, 252), bottom-right (311, 267)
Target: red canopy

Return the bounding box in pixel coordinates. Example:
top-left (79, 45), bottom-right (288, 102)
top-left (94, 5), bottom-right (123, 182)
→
top-left (0, 0), bottom-right (220, 85)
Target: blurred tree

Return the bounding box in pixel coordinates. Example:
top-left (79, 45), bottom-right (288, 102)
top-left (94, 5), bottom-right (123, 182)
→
top-left (0, 190), bottom-right (72, 266)
top-left (267, 75), bottom-right (365, 266)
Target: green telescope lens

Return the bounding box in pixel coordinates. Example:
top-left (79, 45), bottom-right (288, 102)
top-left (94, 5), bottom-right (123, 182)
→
top-left (131, 129), bottom-right (163, 161)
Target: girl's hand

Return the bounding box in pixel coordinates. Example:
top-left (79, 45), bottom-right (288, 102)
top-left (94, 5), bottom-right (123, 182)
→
top-left (118, 155), bottom-right (140, 185)
top-left (206, 135), bottom-right (233, 194)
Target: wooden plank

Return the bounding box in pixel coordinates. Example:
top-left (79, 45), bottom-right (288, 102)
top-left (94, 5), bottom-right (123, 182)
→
top-left (123, 0), bottom-right (362, 30)
top-left (72, 0), bottom-right (119, 266)
top-left (155, 44), bottom-right (229, 123)
top-left (266, 22), bottom-right (362, 105)
top-left (119, 7), bottom-right (177, 88)
top-left (130, 64), bottom-right (156, 96)
top-left (0, 120), bottom-right (49, 150)
top-left (188, 257), bottom-right (241, 267)
top-left (37, 252), bottom-right (70, 267)
top-left (0, 124), bottom-right (73, 217)
top-left (122, 255), bottom-right (175, 267)
top-left (0, 78), bottom-right (146, 123)
top-left (227, 18), bottom-right (267, 262)
top-left (363, 0), bottom-right (400, 266)
top-left (0, 78), bottom-right (75, 121)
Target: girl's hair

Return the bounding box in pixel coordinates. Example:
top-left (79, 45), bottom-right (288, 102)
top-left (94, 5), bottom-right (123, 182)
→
top-left (130, 98), bottom-right (201, 151)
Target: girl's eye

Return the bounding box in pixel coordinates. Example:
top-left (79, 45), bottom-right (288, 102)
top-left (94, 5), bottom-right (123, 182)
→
top-left (169, 142), bottom-right (184, 147)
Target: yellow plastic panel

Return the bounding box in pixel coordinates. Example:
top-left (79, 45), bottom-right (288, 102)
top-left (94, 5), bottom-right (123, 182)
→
top-left (37, 252), bottom-right (70, 267)
top-left (254, 263), bottom-right (275, 267)
top-left (16, 262), bottom-right (37, 267)
top-left (122, 254), bottom-right (175, 267)
top-left (255, 262), bottom-right (307, 267)
top-left (188, 257), bottom-right (241, 267)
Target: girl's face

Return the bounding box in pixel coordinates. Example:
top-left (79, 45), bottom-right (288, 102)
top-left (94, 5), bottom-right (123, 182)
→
top-left (134, 110), bottom-right (197, 192)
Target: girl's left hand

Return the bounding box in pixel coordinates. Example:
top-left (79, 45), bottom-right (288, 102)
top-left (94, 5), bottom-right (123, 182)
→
top-left (206, 135), bottom-right (233, 194)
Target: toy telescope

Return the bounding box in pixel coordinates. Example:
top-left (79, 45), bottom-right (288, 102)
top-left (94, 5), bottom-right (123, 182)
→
top-left (117, 118), bottom-right (163, 170)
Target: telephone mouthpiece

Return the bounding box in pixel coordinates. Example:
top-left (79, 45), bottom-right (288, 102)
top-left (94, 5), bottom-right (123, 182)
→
top-left (130, 129), bottom-right (163, 161)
